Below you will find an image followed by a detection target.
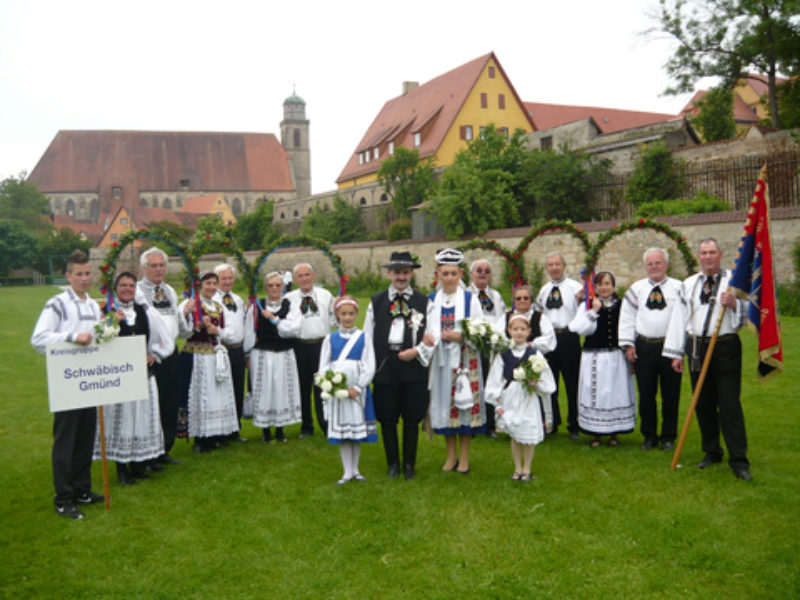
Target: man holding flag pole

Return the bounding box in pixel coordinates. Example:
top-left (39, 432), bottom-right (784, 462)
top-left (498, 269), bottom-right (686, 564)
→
top-left (663, 165), bottom-right (784, 481)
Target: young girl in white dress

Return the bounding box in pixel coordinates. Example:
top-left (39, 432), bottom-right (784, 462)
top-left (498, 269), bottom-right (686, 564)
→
top-left (317, 296), bottom-right (377, 485)
top-left (485, 314), bottom-right (555, 481)
top-left (568, 271), bottom-right (636, 448)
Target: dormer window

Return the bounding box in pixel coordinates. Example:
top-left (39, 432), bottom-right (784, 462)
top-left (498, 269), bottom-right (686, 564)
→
top-left (373, 147), bottom-right (379, 160)
top-left (388, 141), bottom-right (394, 155)
top-left (414, 132), bottom-right (421, 147)
top-left (180, 179), bottom-right (190, 188)
top-left (358, 153), bottom-right (364, 165)
top-left (365, 151), bottom-right (370, 163)
top-left (112, 186), bottom-right (122, 200)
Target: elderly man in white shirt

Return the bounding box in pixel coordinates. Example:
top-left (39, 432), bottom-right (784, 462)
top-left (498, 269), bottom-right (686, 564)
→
top-left (536, 252), bottom-right (583, 440)
top-left (285, 262), bottom-right (336, 438)
top-left (135, 247), bottom-right (182, 466)
top-left (213, 262), bottom-right (249, 442)
top-left (619, 247), bottom-right (683, 451)
top-left (467, 258), bottom-right (507, 438)
top-left (662, 238), bottom-right (751, 481)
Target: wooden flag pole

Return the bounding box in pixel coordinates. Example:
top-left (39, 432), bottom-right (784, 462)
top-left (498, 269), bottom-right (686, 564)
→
top-left (671, 305), bottom-right (728, 470)
top-left (97, 405), bottom-right (111, 509)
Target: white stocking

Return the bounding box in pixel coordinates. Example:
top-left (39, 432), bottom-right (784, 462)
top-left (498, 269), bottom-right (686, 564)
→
top-left (351, 443), bottom-right (362, 476)
top-left (339, 444), bottom-right (352, 479)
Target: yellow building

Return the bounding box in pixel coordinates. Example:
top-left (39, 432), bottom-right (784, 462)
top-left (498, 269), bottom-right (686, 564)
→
top-left (336, 52), bottom-right (536, 189)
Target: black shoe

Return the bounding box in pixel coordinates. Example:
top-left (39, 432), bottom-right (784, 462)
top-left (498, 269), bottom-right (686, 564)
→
top-left (118, 471), bottom-right (136, 486)
top-left (697, 455), bottom-right (723, 469)
top-left (734, 467), bottom-right (753, 481)
top-left (130, 465), bottom-right (152, 478)
top-left (297, 431), bottom-right (312, 440)
top-left (55, 502), bottom-right (84, 520)
top-left (640, 439), bottom-right (658, 450)
top-left (75, 491), bottom-right (104, 505)
top-left (569, 431), bottom-right (581, 441)
top-left (404, 464), bottom-right (416, 480)
top-left (275, 428), bottom-right (287, 443)
top-left (661, 440), bottom-right (674, 451)
top-left (387, 463), bottom-right (400, 478)
top-left (487, 430), bottom-right (499, 440)
top-left (262, 429), bottom-right (272, 443)
top-left (156, 454), bottom-right (181, 465)
top-left (146, 461), bottom-right (164, 473)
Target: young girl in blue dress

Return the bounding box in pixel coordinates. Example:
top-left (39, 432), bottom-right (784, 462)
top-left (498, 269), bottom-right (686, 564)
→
top-left (317, 296), bottom-right (377, 485)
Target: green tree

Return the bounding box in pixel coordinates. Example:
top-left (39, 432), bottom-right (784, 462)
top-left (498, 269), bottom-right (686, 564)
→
top-left (520, 146), bottom-right (611, 222)
top-left (656, 0), bottom-right (800, 128)
top-left (376, 147), bottom-right (438, 218)
top-left (33, 227), bottom-right (93, 274)
top-left (429, 158), bottom-right (518, 239)
top-left (0, 220), bottom-right (39, 278)
top-left (300, 195), bottom-right (367, 243)
top-left (233, 199), bottom-right (281, 250)
top-left (772, 77), bottom-right (800, 128)
top-left (0, 173), bottom-right (51, 233)
top-left (626, 142), bottom-right (685, 206)
top-left (692, 86), bottom-right (738, 141)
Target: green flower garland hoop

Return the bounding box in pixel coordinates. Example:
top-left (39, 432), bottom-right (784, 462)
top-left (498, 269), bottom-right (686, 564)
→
top-left (99, 227), bottom-right (196, 297)
top-left (187, 228), bottom-right (248, 284)
top-left (516, 219), bottom-right (592, 262)
top-left (585, 217), bottom-right (697, 275)
top-left (245, 234), bottom-right (346, 305)
top-left (456, 238), bottom-right (526, 286)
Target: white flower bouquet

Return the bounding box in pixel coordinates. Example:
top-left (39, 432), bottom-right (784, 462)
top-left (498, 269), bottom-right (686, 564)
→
top-left (512, 352), bottom-right (548, 394)
top-left (93, 315), bottom-right (120, 343)
top-left (314, 369), bottom-right (350, 400)
top-left (459, 317), bottom-right (507, 359)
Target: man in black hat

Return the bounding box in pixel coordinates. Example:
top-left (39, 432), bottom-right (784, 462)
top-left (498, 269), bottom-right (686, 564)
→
top-left (362, 251), bottom-right (434, 480)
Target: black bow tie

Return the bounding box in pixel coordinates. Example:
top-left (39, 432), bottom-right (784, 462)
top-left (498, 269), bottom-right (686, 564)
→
top-left (300, 295), bottom-right (318, 314)
top-left (700, 276), bottom-right (717, 305)
top-left (646, 285), bottom-right (666, 310)
top-left (478, 289), bottom-right (494, 312)
top-left (222, 293), bottom-right (237, 312)
top-left (389, 289), bottom-right (411, 301)
top-left (545, 286), bottom-right (563, 309)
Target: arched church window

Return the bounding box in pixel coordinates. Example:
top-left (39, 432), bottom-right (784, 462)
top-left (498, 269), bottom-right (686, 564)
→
top-left (294, 129), bottom-right (301, 148)
top-left (360, 197), bottom-right (367, 205)
top-left (162, 198), bottom-right (172, 210)
top-left (232, 198), bottom-right (242, 216)
top-left (66, 199), bottom-right (76, 216)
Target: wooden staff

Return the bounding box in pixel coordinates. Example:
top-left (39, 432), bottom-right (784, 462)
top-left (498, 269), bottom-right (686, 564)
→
top-left (670, 305), bottom-right (728, 470)
top-left (97, 405), bottom-right (111, 509)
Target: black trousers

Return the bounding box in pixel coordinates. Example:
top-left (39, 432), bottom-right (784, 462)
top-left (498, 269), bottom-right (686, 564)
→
top-left (293, 341), bottom-right (326, 435)
top-left (690, 335), bottom-right (749, 470)
top-left (480, 355), bottom-right (495, 433)
top-left (226, 345), bottom-right (246, 428)
top-left (373, 379), bottom-right (429, 468)
top-left (52, 407), bottom-right (96, 505)
top-left (153, 348), bottom-right (180, 453)
top-left (546, 332), bottom-right (581, 433)
top-left (635, 337), bottom-right (681, 443)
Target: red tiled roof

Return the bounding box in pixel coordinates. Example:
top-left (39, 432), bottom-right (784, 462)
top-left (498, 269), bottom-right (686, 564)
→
top-left (680, 90), bottom-right (760, 124)
top-left (126, 206), bottom-right (199, 227)
top-left (51, 214), bottom-right (107, 242)
top-left (28, 130), bottom-right (294, 213)
top-left (742, 73), bottom-right (788, 98)
top-left (524, 102), bottom-right (677, 134)
top-left (180, 193), bottom-right (224, 214)
top-left (337, 52), bottom-right (535, 183)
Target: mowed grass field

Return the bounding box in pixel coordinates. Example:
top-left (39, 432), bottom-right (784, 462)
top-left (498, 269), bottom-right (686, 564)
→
top-left (1, 285), bottom-right (798, 600)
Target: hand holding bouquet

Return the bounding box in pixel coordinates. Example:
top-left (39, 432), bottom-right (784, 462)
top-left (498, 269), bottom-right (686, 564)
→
top-left (512, 352), bottom-right (548, 394)
top-left (459, 317), bottom-right (507, 359)
top-left (314, 369), bottom-right (350, 400)
top-left (93, 314), bottom-right (120, 343)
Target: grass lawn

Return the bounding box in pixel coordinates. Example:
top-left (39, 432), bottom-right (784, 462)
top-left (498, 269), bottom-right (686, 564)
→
top-left (1, 285), bottom-right (798, 599)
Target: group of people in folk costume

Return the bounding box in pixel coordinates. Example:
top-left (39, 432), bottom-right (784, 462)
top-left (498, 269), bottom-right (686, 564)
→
top-left (32, 237), bottom-right (753, 519)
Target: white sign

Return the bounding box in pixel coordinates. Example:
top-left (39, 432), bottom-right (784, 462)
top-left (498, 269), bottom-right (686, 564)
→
top-left (45, 336), bottom-right (149, 412)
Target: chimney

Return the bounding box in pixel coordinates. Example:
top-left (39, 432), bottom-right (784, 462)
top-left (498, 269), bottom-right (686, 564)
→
top-left (402, 81), bottom-right (419, 96)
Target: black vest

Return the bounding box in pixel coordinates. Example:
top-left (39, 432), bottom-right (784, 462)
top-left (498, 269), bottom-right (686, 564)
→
top-left (254, 298), bottom-right (293, 352)
top-left (104, 303), bottom-right (150, 343)
top-left (501, 346), bottom-right (536, 383)
top-left (583, 301), bottom-right (621, 350)
top-left (371, 289), bottom-right (429, 384)
top-left (505, 311), bottom-right (542, 342)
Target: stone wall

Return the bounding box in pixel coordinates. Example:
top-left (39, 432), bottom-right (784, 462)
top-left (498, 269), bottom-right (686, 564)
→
top-left (91, 210), bottom-right (799, 291)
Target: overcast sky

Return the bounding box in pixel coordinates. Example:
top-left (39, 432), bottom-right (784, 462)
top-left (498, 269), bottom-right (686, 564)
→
top-left (0, 0), bottom-right (697, 195)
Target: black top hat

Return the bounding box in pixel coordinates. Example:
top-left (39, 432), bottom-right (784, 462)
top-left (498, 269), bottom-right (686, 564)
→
top-left (383, 251), bottom-right (421, 270)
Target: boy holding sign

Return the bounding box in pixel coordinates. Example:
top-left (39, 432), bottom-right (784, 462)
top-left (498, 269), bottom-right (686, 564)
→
top-left (31, 250), bottom-right (104, 520)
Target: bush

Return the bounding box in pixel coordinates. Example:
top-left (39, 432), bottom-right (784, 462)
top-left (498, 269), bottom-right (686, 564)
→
top-left (626, 142), bottom-right (684, 206)
top-left (634, 191), bottom-right (729, 217)
top-left (780, 235), bottom-right (800, 317)
top-left (343, 268), bottom-right (391, 297)
top-left (386, 219), bottom-right (411, 242)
